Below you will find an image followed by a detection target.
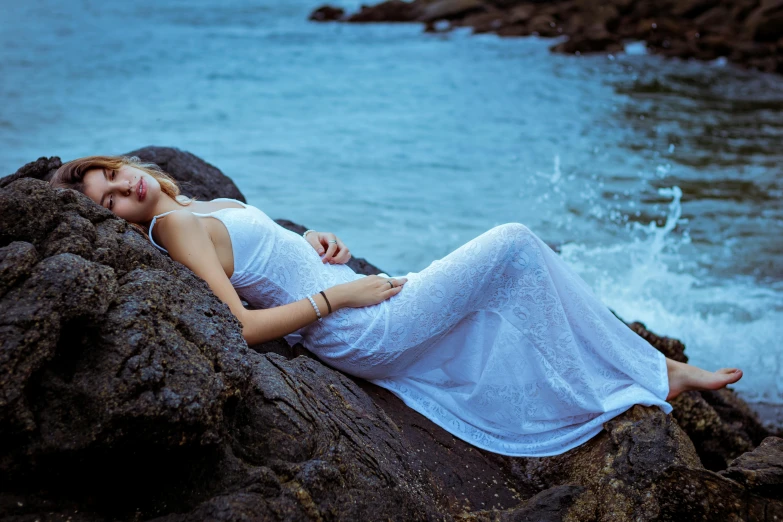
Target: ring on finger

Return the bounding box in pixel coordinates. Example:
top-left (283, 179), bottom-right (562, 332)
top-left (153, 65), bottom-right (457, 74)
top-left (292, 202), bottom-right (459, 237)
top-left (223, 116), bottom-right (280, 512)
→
top-left (328, 240), bottom-right (337, 244)
top-left (387, 280), bottom-right (394, 289)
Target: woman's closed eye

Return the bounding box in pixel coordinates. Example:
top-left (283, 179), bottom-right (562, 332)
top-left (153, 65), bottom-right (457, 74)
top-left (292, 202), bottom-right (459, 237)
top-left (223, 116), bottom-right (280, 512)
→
top-left (107, 170), bottom-right (116, 209)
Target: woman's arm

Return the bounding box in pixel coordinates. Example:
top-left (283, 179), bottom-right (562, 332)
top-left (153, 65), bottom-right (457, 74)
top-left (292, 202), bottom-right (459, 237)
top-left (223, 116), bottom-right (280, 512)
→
top-left (156, 211), bottom-right (328, 344)
top-left (155, 211), bottom-right (406, 346)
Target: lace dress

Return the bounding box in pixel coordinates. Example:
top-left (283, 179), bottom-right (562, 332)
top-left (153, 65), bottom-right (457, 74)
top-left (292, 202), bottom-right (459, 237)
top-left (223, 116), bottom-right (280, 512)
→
top-left (148, 198), bottom-right (672, 457)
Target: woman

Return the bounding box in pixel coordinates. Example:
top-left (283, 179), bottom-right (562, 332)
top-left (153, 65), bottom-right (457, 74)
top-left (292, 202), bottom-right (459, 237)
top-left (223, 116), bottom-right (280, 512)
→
top-left (50, 155), bottom-right (743, 457)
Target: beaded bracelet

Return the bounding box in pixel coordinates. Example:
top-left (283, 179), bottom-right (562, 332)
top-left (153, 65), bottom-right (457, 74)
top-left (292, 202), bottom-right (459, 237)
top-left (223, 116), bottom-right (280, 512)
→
top-left (307, 295), bottom-right (322, 321)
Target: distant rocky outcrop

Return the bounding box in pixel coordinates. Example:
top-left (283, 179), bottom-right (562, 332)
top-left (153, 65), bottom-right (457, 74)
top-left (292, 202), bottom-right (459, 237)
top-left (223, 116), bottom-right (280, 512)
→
top-left (1, 147), bottom-right (781, 521)
top-left (310, 0), bottom-right (783, 75)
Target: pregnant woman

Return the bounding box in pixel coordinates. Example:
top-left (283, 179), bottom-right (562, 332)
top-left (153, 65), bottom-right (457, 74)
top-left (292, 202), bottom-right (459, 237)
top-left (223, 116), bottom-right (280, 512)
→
top-left (50, 155), bottom-right (743, 457)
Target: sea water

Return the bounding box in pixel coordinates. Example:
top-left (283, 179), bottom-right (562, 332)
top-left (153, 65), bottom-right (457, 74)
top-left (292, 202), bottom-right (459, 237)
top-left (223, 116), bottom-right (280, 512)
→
top-left (1, 0), bottom-right (781, 428)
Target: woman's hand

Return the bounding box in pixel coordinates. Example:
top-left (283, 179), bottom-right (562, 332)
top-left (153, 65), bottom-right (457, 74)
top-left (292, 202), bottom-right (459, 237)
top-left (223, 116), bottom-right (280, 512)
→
top-left (328, 275), bottom-right (408, 309)
top-left (305, 230), bottom-right (352, 264)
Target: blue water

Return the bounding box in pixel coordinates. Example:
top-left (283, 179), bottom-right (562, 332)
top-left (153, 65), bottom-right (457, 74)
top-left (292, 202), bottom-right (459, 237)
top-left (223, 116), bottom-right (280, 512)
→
top-left (2, 0), bottom-right (782, 427)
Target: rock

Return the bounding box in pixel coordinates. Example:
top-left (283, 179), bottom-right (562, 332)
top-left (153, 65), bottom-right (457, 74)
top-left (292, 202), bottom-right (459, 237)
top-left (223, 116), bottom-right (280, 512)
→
top-left (720, 436), bottom-right (783, 500)
top-left (551, 29), bottom-right (624, 53)
top-left (746, 0), bottom-right (783, 41)
top-left (308, 5), bottom-right (346, 21)
top-left (508, 4), bottom-right (536, 24)
top-left (417, 0), bottom-right (486, 23)
top-left (528, 14), bottom-right (561, 36)
top-left (0, 155), bottom-right (61, 188)
top-left (324, 0), bottom-right (783, 75)
top-left (696, 33), bottom-right (735, 57)
top-left (345, 0), bottom-right (423, 23)
top-left (672, 0), bottom-right (720, 18)
top-left (457, 10), bottom-right (507, 33)
top-left (694, 5), bottom-right (732, 30)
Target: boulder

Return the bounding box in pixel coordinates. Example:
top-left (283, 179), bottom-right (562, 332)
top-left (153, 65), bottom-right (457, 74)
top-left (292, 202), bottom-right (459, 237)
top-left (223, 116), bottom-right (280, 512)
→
top-left (417, 0), bottom-right (487, 23)
top-left (720, 436), bottom-right (783, 500)
top-left (346, 0), bottom-right (424, 23)
top-left (309, 5), bottom-right (346, 21)
top-left (746, 0), bottom-right (783, 41)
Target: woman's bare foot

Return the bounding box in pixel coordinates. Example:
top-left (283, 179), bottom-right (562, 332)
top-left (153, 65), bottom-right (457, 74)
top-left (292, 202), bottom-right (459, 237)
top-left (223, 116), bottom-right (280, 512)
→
top-left (665, 358), bottom-right (743, 401)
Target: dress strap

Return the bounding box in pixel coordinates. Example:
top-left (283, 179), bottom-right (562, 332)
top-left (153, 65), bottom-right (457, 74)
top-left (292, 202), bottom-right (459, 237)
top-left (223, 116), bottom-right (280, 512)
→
top-left (210, 197), bottom-right (248, 208)
top-left (148, 210), bottom-right (180, 254)
top-left (146, 199), bottom-right (248, 254)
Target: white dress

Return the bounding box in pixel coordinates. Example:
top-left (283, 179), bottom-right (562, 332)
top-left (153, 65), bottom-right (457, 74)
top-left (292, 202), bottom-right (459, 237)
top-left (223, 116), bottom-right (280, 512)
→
top-left (149, 198), bottom-right (672, 457)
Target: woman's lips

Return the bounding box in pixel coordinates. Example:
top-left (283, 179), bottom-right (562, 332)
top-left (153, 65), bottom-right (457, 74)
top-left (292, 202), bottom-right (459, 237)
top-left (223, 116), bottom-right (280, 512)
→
top-left (138, 178), bottom-right (145, 201)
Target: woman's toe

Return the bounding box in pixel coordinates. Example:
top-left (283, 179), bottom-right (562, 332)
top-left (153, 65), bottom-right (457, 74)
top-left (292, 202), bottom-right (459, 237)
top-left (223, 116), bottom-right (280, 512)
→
top-left (717, 368), bottom-right (743, 384)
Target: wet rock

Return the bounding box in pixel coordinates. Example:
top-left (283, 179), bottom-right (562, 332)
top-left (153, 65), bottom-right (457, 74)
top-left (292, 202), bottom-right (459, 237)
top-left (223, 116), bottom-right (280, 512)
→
top-left (550, 28), bottom-right (624, 53)
top-left (418, 0), bottom-right (487, 23)
top-left (309, 5), bottom-right (345, 21)
top-left (312, 0), bottom-right (783, 75)
top-left (746, 1), bottom-right (783, 41)
top-left (720, 436), bottom-right (783, 500)
top-left (346, 0), bottom-right (423, 23)
top-left (672, 0), bottom-right (720, 19)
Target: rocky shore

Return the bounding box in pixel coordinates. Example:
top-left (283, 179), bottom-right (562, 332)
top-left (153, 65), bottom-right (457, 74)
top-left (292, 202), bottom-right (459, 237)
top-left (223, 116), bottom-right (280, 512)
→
top-left (1, 147), bottom-right (782, 520)
top-left (310, 0), bottom-right (783, 75)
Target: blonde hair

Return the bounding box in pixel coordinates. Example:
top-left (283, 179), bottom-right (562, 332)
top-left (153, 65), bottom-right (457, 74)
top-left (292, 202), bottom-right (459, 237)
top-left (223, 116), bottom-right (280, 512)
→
top-left (50, 154), bottom-right (196, 238)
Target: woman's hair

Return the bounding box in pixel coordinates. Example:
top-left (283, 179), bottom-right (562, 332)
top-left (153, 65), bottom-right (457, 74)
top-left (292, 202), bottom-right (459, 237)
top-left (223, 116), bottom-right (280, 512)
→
top-left (50, 154), bottom-right (196, 238)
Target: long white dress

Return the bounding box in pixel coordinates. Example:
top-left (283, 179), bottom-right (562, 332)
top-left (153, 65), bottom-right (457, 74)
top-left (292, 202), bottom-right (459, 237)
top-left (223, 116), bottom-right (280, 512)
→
top-left (148, 198), bottom-right (672, 457)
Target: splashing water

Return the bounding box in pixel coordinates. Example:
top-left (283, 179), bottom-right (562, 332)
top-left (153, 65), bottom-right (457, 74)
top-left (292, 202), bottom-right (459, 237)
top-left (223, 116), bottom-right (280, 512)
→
top-left (559, 186), bottom-right (783, 429)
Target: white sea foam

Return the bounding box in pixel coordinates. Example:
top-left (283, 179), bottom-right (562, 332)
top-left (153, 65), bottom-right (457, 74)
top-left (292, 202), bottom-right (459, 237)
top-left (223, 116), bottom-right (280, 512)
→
top-left (559, 186), bottom-right (783, 428)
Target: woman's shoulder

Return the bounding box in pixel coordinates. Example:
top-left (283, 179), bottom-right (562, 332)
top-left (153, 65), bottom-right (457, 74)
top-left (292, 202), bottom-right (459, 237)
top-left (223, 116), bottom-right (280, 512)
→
top-left (150, 208), bottom-right (204, 248)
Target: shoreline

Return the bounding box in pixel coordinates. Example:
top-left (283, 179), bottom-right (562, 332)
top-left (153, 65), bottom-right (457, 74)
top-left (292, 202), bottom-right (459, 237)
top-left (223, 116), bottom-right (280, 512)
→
top-left (310, 0), bottom-right (783, 76)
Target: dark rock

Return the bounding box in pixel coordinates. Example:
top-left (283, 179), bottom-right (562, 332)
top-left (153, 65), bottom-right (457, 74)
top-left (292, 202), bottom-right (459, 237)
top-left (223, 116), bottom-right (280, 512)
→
top-left (550, 29), bottom-right (624, 53)
top-left (655, 466), bottom-right (783, 521)
top-left (720, 436), bottom-right (783, 500)
top-left (528, 14), bottom-right (561, 36)
top-left (322, 0), bottom-right (783, 75)
top-left (747, 1), bottom-right (783, 41)
top-left (309, 5), bottom-right (346, 21)
top-left (0, 156), bottom-right (61, 188)
top-left (672, 0), bottom-right (720, 19)
top-left (694, 5), bottom-right (732, 30)
top-left (697, 33), bottom-right (735, 57)
top-left (496, 22), bottom-right (535, 37)
top-left (417, 0), bottom-right (487, 23)
top-left (346, 0), bottom-right (423, 23)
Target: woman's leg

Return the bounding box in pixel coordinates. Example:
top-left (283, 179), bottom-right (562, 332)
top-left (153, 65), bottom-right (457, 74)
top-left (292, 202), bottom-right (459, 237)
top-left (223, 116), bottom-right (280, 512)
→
top-left (665, 358), bottom-right (742, 400)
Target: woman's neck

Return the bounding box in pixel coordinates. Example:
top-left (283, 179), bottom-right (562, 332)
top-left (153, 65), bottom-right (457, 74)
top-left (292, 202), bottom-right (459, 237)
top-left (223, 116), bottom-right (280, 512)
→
top-left (147, 194), bottom-right (189, 224)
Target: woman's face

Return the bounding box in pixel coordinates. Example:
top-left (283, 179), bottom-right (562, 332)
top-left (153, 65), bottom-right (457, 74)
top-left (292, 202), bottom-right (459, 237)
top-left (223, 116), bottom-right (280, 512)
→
top-left (82, 164), bottom-right (161, 223)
